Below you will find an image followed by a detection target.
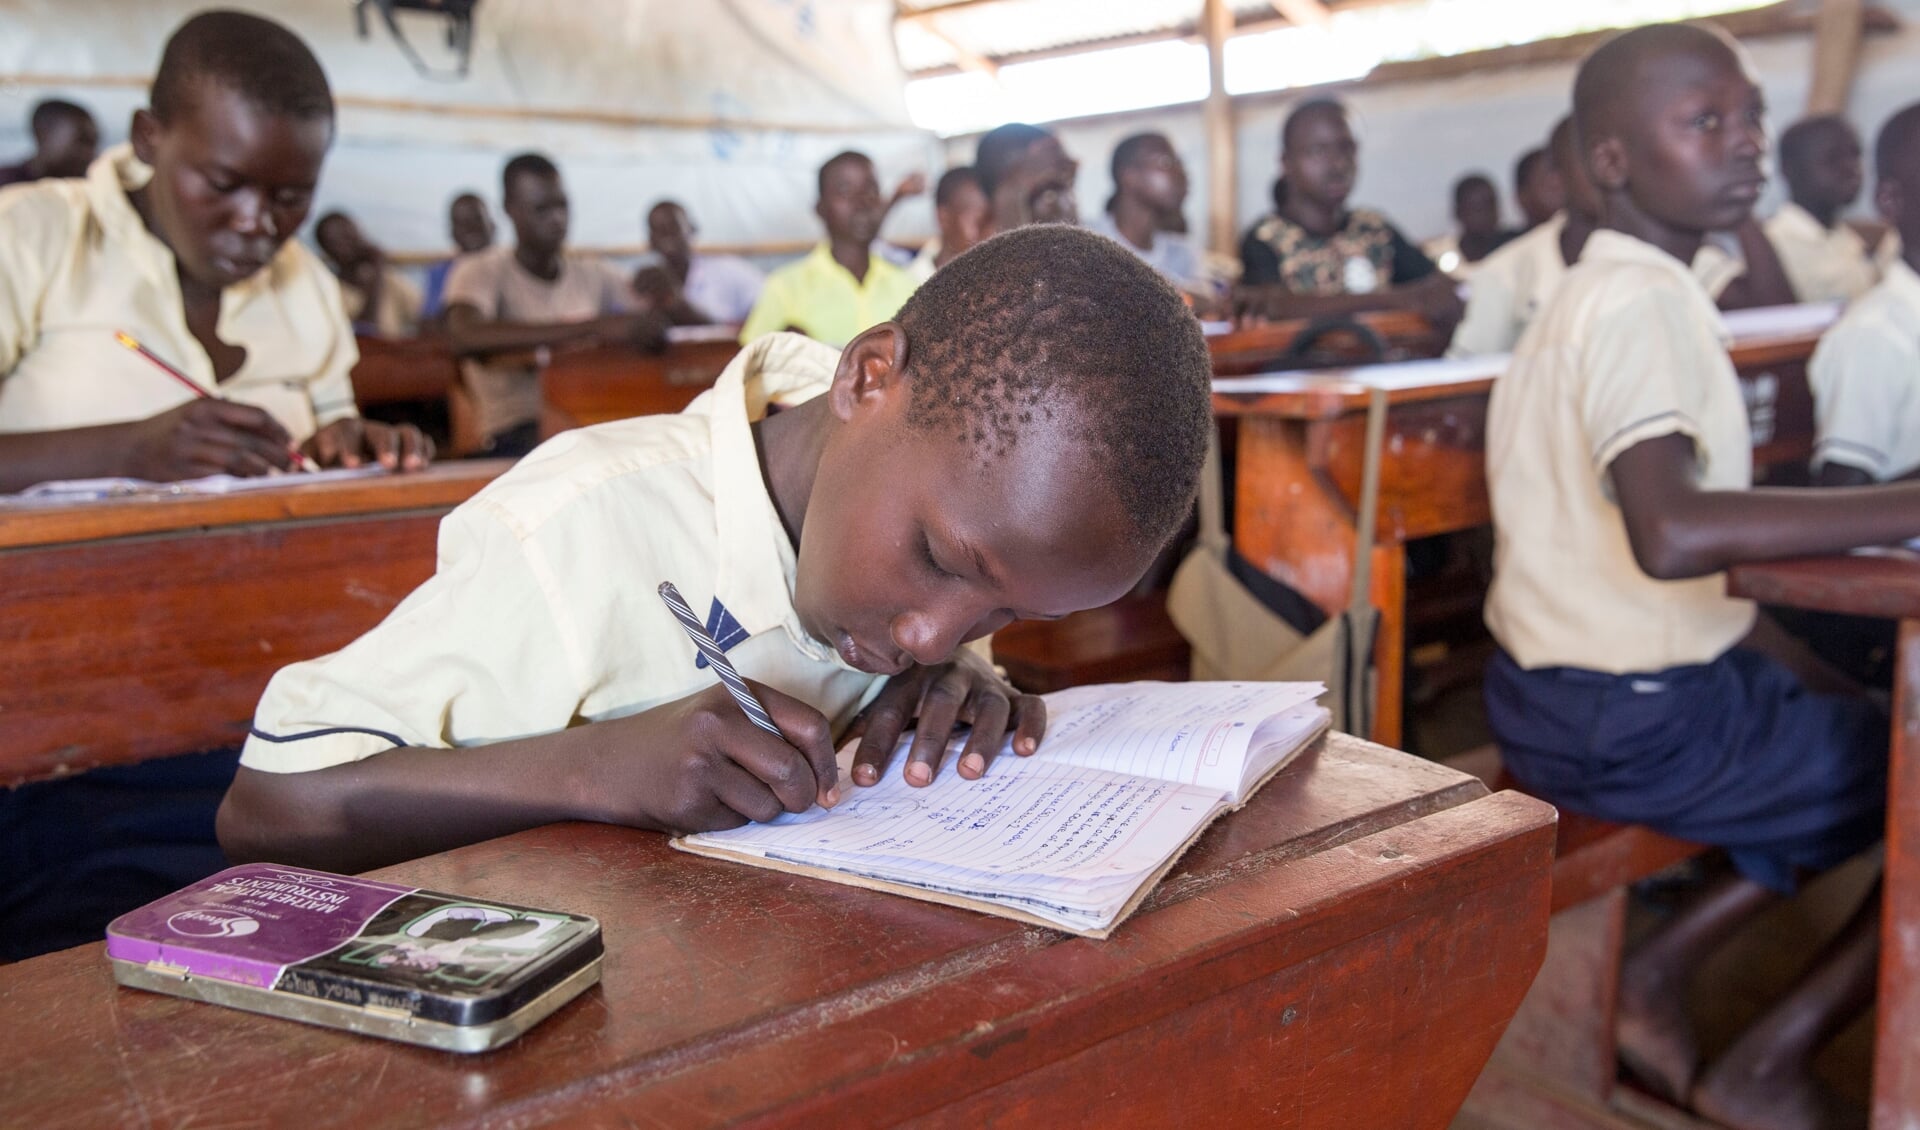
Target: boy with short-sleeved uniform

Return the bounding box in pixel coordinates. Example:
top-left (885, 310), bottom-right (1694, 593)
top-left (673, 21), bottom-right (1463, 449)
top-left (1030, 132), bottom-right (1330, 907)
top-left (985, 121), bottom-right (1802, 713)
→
top-left (221, 225), bottom-right (1214, 880)
top-left (1764, 115), bottom-right (1880, 305)
top-left (1484, 26), bottom-right (1920, 1125)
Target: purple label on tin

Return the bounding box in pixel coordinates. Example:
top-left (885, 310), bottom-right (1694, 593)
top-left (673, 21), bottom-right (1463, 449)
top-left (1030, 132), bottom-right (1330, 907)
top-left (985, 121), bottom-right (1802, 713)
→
top-left (107, 865), bottom-right (415, 987)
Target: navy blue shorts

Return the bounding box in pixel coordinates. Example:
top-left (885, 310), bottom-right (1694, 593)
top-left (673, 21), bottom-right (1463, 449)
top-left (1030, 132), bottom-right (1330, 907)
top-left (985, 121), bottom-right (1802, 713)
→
top-left (1484, 648), bottom-right (1887, 894)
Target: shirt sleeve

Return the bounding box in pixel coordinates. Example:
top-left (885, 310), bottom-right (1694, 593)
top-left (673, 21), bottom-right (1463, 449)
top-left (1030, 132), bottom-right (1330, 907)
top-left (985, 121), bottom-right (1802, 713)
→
top-left (739, 271), bottom-right (790, 345)
top-left (1579, 276), bottom-right (1717, 475)
top-left (1387, 223), bottom-right (1438, 285)
top-left (1811, 318), bottom-right (1915, 480)
top-left (242, 501), bottom-right (585, 773)
top-left (1239, 225), bottom-right (1282, 288)
top-left (1447, 262), bottom-right (1520, 358)
top-left (444, 253), bottom-right (499, 319)
top-left (0, 188), bottom-right (73, 379)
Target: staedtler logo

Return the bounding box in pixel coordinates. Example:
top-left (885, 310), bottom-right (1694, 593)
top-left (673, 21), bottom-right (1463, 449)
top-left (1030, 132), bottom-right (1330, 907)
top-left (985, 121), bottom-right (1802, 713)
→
top-left (167, 909), bottom-right (260, 938)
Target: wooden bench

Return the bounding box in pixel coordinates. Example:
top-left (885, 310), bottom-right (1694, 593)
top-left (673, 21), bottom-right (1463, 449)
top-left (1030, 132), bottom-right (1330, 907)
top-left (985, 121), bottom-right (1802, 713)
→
top-left (1451, 751), bottom-right (1710, 1129)
top-left (991, 592), bottom-right (1190, 694)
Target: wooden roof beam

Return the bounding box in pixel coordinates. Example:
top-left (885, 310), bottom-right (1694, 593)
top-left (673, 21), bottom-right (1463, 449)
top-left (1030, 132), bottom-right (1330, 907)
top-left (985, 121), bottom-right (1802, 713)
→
top-left (1270, 0), bottom-right (1332, 29)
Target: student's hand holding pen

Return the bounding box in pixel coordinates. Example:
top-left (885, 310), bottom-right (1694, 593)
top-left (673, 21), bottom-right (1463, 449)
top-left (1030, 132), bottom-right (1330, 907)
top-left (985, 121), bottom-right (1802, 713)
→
top-left (123, 398), bottom-right (304, 480)
top-left (843, 648), bottom-right (1046, 788)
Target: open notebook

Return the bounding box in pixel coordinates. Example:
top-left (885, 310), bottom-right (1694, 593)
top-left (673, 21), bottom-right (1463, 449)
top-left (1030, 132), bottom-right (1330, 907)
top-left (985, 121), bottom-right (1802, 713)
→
top-left (675, 681), bottom-right (1330, 938)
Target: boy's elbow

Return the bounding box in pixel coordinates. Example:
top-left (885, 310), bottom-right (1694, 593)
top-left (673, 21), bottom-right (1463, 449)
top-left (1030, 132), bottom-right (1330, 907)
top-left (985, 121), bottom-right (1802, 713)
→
top-left (216, 768), bottom-right (332, 867)
top-left (1624, 513), bottom-right (1715, 581)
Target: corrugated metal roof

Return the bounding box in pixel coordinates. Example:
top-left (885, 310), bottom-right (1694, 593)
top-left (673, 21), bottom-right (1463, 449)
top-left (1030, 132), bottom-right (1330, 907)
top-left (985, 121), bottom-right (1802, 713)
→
top-left (895, 0), bottom-right (1284, 73)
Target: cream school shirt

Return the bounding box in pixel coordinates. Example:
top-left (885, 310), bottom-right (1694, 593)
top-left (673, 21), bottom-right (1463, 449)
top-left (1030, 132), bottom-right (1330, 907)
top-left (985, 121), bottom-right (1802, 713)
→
top-left (1764, 202), bottom-right (1880, 304)
top-left (1810, 259), bottom-right (1920, 480)
top-left (243, 333), bottom-right (884, 774)
top-left (0, 145), bottom-right (360, 442)
top-left (1485, 231), bottom-right (1757, 674)
top-left (1449, 215), bottom-right (1744, 359)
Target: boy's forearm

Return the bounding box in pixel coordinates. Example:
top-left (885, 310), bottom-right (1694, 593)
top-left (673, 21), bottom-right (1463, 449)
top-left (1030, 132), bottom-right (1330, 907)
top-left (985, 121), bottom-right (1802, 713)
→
top-left (217, 726), bottom-right (620, 874)
top-left (0, 424), bottom-right (138, 492)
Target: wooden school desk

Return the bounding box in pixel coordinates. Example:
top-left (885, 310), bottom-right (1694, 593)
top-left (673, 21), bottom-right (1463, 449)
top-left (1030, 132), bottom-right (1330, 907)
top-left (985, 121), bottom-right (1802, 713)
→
top-left (0, 462), bottom-right (508, 786)
top-left (349, 335), bottom-right (460, 408)
top-left (1727, 553), bottom-right (1920, 1130)
top-left (539, 326), bottom-right (743, 437)
top-left (1206, 309), bottom-right (1444, 376)
top-left (0, 733), bottom-right (1555, 1129)
top-left (1212, 304), bottom-right (1836, 747)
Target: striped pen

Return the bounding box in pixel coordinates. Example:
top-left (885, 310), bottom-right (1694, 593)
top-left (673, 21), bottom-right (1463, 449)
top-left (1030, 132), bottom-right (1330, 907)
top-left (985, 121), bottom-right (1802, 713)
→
top-left (656, 581), bottom-right (783, 739)
top-left (114, 330), bottom-right (321, 473)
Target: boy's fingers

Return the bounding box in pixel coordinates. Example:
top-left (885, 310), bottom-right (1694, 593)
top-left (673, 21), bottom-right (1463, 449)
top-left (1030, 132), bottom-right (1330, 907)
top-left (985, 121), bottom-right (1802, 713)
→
top-left (205, 399), bottom-right (293, 446)
top-left (366, 422), bottom-right (401, 469)
top-left (399, 426), bottom-right (433, 470)
top-left (903, 667), bottom-right (971, 787)
top-left (1010, 694), bottom-right (1048, 757)
top-left (850, 671), bottom-right (926, 787)
top-left (705, 758), bottom-right (789, 826)
top-left (752, 680), bottom-right (840, 807)
top-left (955, 690), bottom-right (1010, 780)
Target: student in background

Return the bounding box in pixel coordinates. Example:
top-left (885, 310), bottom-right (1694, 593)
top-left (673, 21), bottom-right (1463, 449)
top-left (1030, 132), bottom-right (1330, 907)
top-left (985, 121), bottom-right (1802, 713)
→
top-left (443, 152), bottom-right (666, 457)
top-left (906, 166), bottom-right (989, 285)
top-left (0, 98), bottom-right (99, 188)
top-left (1765, 115), bottom-right (1882, 304)
top-left (0, 10), bottom-right (432, 963)
top-left (420, 192), bottom-right (494, 321)
top-left (0, 11), bottom-right (431, 495)
top-left (220, 226), bottom-right (1214, 876)
top-left (1089, 132), bottom-right (1211, 299)
top-left (1424, 172), bottom-right (1517, 277)
top-left (1238, 99), bottom-right (1463, 328)
top-left (632, 199), bottom-right (765, 325)
top-left (1810, 104), bottom-right (1920, 487)
top-left (314, 210), bottom-right (424, 338)
top-left (1513, 145), bottom-right (1565, 231)
top-left (975, 122), bottom-right (1078, 235)
top-left (1483, 27), bottom-right (1913, 1127)
top-left (739, 151), bottom-right (918, 347)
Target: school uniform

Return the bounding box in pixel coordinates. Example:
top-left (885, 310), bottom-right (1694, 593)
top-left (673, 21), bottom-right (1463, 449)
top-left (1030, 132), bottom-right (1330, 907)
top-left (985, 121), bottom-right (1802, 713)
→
top-left (1086, 211), bottom-right (1209, 295)
top-left (0, 144), bottom-right (361, 445)
top-left (443, 245), bottom-right (639, 453)
top-left (339, 265), bottom-right (425, 338)
top-left (1764, 202), bottom-right (1880, 304)
top-left (634, 251), bottom-right (766, 325)
top-left (1450, 215), bottom-right (1748, 358)
top-left (738, 244), bottom-right (918, 348)
top-left (1810, 258), bottom-right (1920, 480)
top-left (1483, 229), bottom-right (1885, 893)
top-left (1237, 207), bottom-right (1437, 295)
top-left (244, 333), bottom-right (885, 775)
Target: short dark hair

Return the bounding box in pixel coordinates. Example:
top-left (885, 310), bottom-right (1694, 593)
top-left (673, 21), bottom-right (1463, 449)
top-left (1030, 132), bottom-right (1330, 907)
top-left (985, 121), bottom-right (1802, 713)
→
top-left (934, 166), bottom-right (981, 208)
top-left (975, 122), bottom-right (1052, 199)
top-left (1454, 173), bottom-right (1496, 206)
top-left (1876, 103), bottom-right (1920, 182)
top-left (817, 150), bottom-right (872, 197)
top-left (1110, 132), bottom-right (1168, 181)
top-left (1282, 98), bottom-right (1346, 150)
top-left (29, 99), bottom-right (91, 138)
top-left (1779, 114), bottom-right (1855, 177)
top-left (1514, 147), bottom-right (1550, 192)
top-left (150, 10), bottom-right (333, 124)
top-left (894, 225), bottom-right (1211, 551)
top-left (502, 152), bottom-right (559, 198)
top-left (1575, 23), bottom-right (1739, 153)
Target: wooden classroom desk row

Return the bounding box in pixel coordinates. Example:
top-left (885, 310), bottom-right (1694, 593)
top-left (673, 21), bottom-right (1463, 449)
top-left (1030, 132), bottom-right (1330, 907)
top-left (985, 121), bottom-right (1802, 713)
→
top-left (0, 732), bottom-right (1557, 1128)
top-left (1212, 302), bottom-right (1840, 749)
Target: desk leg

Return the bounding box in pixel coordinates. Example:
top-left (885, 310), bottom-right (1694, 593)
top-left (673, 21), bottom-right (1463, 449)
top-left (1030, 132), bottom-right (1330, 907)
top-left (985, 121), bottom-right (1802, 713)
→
top-left (1369, 542), bottom-right (1405, 750)
top-left (1875, 617), bottom-right (1920, 1130)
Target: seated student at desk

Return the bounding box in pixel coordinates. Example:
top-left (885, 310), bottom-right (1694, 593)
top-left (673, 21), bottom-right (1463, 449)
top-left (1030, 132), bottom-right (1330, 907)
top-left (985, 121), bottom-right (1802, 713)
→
top-left (443, 152), bottom-right (667, 457)
top-left (219, 226), bottom-right (1213, 874)
top-left (0, 12), bottom-right (431, 494)
top-left (1765, 115), bottom-right (1883, 305)
top-left (632, 199), bottom-right (765, 326)
top-left (1425, 173), bottom-right (1518, 278)
top-left (1087, 132), bottom-right (1216, 305)
top-left (1483, 27), bottom-right (1920, 1127)
top-left (738, 151), bottom-right (918, 347)
top-left (1236, 99), bottom-right (1464, 330)
top-left (0, 98), bottom-right (98, 188)
top-left (974, 122), bottom-right (1079, 236)
top-left (314, 210), bottom-right (423, 339)
top-left (1513, 144), bottom-right (1565, 233)
top-left (905, 166), bottom-right (988, 285)
top-left (420, 192), bottom-right (495, 321)
top-left (0, 10), bottom-right (433, 963)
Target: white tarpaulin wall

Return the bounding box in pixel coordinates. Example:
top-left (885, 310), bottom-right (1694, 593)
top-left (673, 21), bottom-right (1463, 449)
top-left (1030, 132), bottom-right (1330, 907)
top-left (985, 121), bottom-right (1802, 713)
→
top-left (0, 0), bottom-right (940, 258)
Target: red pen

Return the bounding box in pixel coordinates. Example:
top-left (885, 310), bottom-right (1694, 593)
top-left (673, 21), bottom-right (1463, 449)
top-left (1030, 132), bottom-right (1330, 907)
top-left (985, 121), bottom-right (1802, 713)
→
top-left (114, 330), bottom-right (320, 473)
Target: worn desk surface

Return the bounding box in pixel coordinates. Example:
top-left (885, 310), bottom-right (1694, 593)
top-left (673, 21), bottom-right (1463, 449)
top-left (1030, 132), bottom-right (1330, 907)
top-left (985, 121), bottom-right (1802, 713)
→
top-left (1214, 307), bottom-right (1833, 746)
top-left (0, 733), bottom-right (1555, 1129)
top-left (0, 462), bottom-right (508, 784)
top-left (1205, 310), bottom-right (1444, 375)
top-left (540, 331), bottom-right (744, 436)
top-left (350, 335), bottom-right (460, 407)
top-left (1729, 552), bottom-right (1920, 1130)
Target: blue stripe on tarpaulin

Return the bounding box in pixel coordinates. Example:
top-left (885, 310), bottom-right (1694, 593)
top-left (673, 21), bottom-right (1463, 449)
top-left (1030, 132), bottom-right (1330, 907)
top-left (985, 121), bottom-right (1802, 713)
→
top-left (694, 597), bottom-right (749, 669)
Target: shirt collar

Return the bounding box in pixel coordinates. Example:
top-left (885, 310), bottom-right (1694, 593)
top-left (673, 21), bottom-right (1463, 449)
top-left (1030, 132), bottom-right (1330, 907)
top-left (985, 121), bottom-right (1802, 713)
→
top-left (1584, 229), bottom-right (1731, 344)
top-left (806, 242), bottom-right (899, 294)
top-left (696, 332), bottom-right (852, 668)
top-left (1771, 201), bottom-right (1828, 240)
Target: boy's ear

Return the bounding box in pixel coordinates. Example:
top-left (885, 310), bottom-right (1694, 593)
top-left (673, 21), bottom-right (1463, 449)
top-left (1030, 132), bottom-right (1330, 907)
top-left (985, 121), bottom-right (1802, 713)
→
top-left (129, 108), bottom-right (161, 167)
top-left (1588, 135), bottom-right (1630, 193)
top-left (828, 323), bottom-right (910, 423)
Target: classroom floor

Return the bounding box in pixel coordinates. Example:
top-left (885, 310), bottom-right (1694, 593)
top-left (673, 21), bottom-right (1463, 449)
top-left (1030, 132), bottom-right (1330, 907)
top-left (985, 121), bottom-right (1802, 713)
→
top-left (1421, 678), bottom-right (1881, 1126)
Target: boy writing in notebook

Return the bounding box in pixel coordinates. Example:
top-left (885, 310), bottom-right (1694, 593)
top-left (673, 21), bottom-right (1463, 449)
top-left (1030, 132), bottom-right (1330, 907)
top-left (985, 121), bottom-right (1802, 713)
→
top-left (219, 226), bottom-right (1212, 876)
top-left (0, 11), bottom-right (432, 491)
top-left (1484, 25), bottom-right (1920, 1127)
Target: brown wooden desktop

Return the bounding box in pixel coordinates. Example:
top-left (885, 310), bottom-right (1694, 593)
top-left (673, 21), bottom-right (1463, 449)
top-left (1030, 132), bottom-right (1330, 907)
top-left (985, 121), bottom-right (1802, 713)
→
top-left (1213, 323), bottom-right (1825, 748)
top-left (1728, 553), bottom-right (1920, 1130)
top-left (0, 732), bottom-right (1556, 1129)
top-left (1206, 309), bottom-right (1445, 375)
top-left (0, 462), bottom-right (508, 786)
top-left (540, 334), bottom-right (744, 436)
